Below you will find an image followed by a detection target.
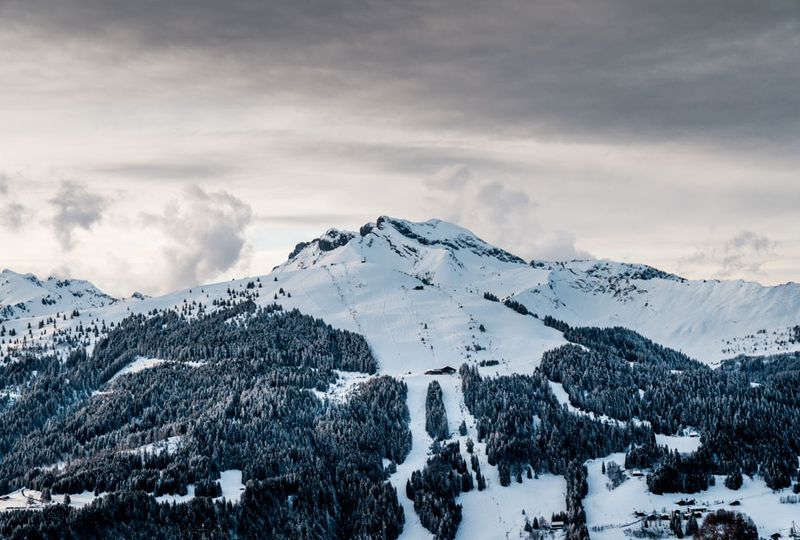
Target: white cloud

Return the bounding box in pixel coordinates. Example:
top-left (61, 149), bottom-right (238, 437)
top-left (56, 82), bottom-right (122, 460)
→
top-left (686, 230), bottom-right (777, 278)
top-left (425, 164), bottom-right (591, 261)
top-left (143, 185), bottom-right (253, 292)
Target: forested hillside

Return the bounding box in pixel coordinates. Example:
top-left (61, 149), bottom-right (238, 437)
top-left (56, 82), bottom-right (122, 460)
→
top-left (0, 302), bottom-right (410, 539)
top-left (540, 320), bottom-right (800, 490)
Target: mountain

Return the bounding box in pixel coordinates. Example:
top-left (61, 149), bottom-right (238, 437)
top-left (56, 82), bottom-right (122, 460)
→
top-left (279, 216), bottom-right (800, 365)
top-left (1, 217), bottom-right (798, 539)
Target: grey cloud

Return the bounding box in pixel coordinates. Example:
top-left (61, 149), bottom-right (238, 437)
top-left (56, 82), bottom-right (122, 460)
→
top-left (254, 213), bottom-right (364, 226)
top-left (427, 165), bottom-right (474, 191)
top-left (90, 161), bottom-right (235, 180)
top-left (1, 0), bottom-right (798, 287)
top-left (726, 231), bottom-right (772, 253)
top-left (278, 138), bottom-right (534, 179)
top-left (688, 230), bottom-right (776, 277)
top-left (425, 164), bottom-right (591, 261)
top-left (2, 202), bottom-right (28, 230)
top-left (144, 185), bottom-right (253, 291)
top-left (0, 173), bottom-right (8, 195)
top-left (2, 0), bottom-right (798, 149)
top-left (48, 181), bottom-right (109, 250)
top-left (719, 231), bottom-right (776, 276)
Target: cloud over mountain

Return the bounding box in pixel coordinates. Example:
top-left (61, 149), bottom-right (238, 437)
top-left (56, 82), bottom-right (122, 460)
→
top-left (426, 165), bottom-right (591, 261)
top-left (143, 185), bottom-right (253, 292)
top-left (49, 181), bottom-right (109, 250)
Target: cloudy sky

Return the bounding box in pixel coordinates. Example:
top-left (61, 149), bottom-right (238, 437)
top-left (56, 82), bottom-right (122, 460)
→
top-left (1, 0), bottom-right (798, 296)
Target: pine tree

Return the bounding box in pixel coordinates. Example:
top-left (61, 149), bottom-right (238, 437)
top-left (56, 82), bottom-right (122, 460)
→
top-left (686, 515), bottom-right (698, 535)
top-left (724, 469), bottom-right (743, 490)
top-left (499, 463), bottom-right (511, 487)
top-left (425, 381), bottom-right (449, 440)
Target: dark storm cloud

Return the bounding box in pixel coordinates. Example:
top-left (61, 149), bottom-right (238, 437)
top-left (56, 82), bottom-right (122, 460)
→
top-left (3, 0), bottom-right (798, 147)
top-left (49, 181), bottom-right (109, 250)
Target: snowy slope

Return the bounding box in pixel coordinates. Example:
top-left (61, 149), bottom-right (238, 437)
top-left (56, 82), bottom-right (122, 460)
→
top-left (2, 216), bottom-right (799, 538)
top-left (585, 453), bottom-right (797, 540)
top-left (514, 260), bottom-right (800, 364)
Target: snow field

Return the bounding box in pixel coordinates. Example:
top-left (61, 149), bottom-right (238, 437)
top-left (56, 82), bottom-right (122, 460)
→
top-left (585, 452), bottom-right (799, 540)
top-left (0, 489), bottom-right (104, 512)
top-left (107, 356), bottom-right (167, 382)
top-left (126, 435), bottom-right (184, 456)
top-left (155, 470), bottom-right (244, 505)
top-left (312, 370), bottom-right (375, 403)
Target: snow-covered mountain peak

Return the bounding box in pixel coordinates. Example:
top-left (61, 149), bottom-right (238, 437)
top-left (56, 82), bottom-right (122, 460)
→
top-left (283, 216), bottom-right (527, 282)
top-left (287, 227), bottom-right (357, 261)
top-left (532, 260), bottom-right (688, 303)
top-left (0, 269), bottom-right (116, 321)
top-left (372, 216), bottom-right (525, 264)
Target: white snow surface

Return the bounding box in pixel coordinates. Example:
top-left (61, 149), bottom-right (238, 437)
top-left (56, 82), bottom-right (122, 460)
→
top-left (107, 356), bottom-right (167, 382)
top-left (514, 260), bottom-right (800, 364)
top-left (312, 370), bottom-right (375, 403)
top-left (655, 434), bottom-right (702, 455)
top-left (0, 488), bottom-right (104, 512)
top-left (126, 436), bottom-right (184, 456)
top-left (155, 469), bottom-right (244, 505)
top-left (3, 216), bottom-right (800, 536)
top-left (101, 357), bottom-right (205, 388)
top-left (4, 217), bottom-right (798, 365)
top-left (217, 470), bottom-right (244, 503)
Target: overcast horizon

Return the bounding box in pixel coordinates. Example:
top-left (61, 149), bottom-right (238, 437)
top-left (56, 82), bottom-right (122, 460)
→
top-left (2, 0), bottom-right (798, 296)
